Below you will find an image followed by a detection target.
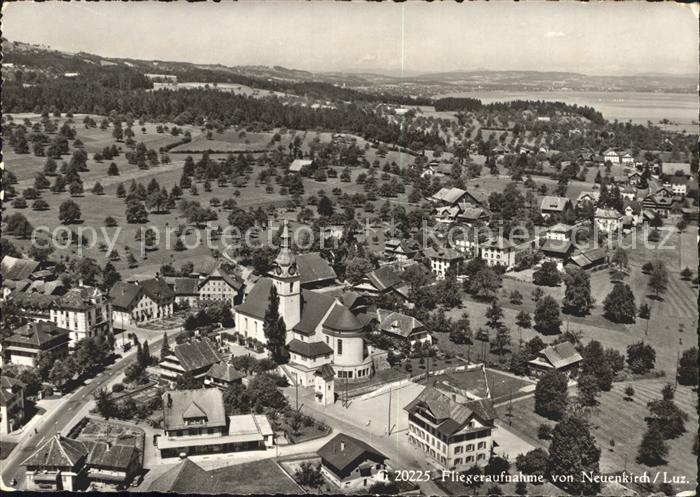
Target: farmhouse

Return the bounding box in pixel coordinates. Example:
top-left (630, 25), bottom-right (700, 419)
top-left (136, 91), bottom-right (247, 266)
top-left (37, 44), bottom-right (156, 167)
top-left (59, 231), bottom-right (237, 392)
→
top-left (318, 433), bottom-right (388, 490)
top-left (567, 246), bottom-right (607, 271)
top-left (197, 265), bottom-right (244, 306)
top-left (576, 191), bottom-right (600, 208)
top-left (667, 175), bottom-right (689, 196)
top-left (170, 277), bottom-right (200, 307)
top-left (384, 238), bottom-right (420, 264)
top-left (430, 187), bottom-right (480, 207)
top-left (204, 363), bottom-right (245, 389)
top-left (1, 256), bottom-right (40, 298)
top-left (109, 278), bottom-right (174, 328)
top-left (404, 386), bottom-right (497, 471)
top-left (1, 375), bottom-right (26, 434)
top-left (352, 265), bottom-right (408, 299)
top-left (289, 159), bottom-right (313, 173)
top-left (1, 321), bottom-right (70, 367)
top-left (157, 337), bottom-right (222, 381)
top-left (528, 342), bottom-right (583, 378)
top-left (159, 388), bottom-right (273, 458)
top-left (603, 148), bottom-right (620, 164)
top-left (539, 239), bottom-right (574, 268)
top-left (544, 223), bottom-right (574, 242)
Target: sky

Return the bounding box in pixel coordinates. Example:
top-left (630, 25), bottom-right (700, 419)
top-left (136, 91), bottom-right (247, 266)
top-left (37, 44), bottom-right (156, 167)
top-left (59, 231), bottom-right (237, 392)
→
top-left (2, 2), bottom-right (698, 77)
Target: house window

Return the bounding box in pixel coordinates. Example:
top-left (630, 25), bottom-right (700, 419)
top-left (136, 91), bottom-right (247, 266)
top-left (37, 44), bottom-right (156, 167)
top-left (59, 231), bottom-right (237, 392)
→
top-left (466, 444), bottom-right (474, 452)
top-left (477, 453), bottom-right (486, 461)
top-left (455, 458), bottom-right (463, 465)
top-left (337, 339), bottom-right (343, 355)
top-left (478, 441), bottom-right (486, 449)
top-left (466, 456), bottom-right (474, 463)
top-left (455, 446), bottom-right (463, 454)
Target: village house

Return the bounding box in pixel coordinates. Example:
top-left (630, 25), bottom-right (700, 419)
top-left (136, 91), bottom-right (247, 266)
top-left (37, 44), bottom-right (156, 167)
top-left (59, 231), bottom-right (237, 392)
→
top-left (1, 256), bottom-right (40, 299)
top-left (424, 247), bottom-right (464, 280)
top-left (641, 187), bottom-right (677, 218)
top-left (620, 184), bottom-right (637, 201)
top-left (157, 337), bottom-right (222, 382)
top-left (575, 191), bottom-right (600, 208)
top-left (318, 433), bottom-right (388, 490)
top-left (435, 205), bottom-right (461, 224)
top-left (528, 342), bottom-right (583, 378)
top-left (197, 264), bottom-right (244, 306)
top-left (430, 187), bottom-right (481, 207)
top-left (384, 238), bottom-right (420, 264)
top-left (480, 237), bottom-right (516, 269)
top-left (539, 196), bottom-right (572, 220)
top-left (235, 221), bottom-right (382, 387)
top-left (603, 148), bottom-right (620, 164)
top-left (451, 226), bottom-right (480, 257)
top-left (1, 321), bottom-right (70, 367)
top-left (159, 388), bottom-right (273, 458)
top-left (667, 175), bottom-right (689, 196)
top-left (204, 363), bottom-right (245, 389)
top-left (456, 206), bottom-right (489, 226)
top-left (539, 239), bottom-right (574, 269)
top-left (314, 363), bottom-right (336, 407)
top-left (627, 171), bottom-right (643, 186)
top-left (1, 375), bottom-right (26, 434)
top-left (544, 223), bottom-right (574, 242)
top-left (375, 309), bottom-right (432, 348)
top-left (594, 208), bottom-right (623, 233)
top-left (352, 265), bottom-right (409, 300)
top-left (566, 246), bottom-right (607, 271)
top-left (22, 434), bottom-right (143, 491)
top-left (404, 386), bottom-right (497, 471)
top-left (109, 277), bottom-right (175, 328)
top-left (49, 286), bottom-right (112, 346)
top-left (169, 277), bottom-right (200, 308)
top-left (289, 158), bottom-right (313, 173)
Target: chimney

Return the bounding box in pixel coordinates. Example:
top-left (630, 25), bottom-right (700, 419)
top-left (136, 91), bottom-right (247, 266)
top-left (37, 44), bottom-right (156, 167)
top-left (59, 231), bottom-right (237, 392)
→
top-left (340, 439), bottom-right (345, 452)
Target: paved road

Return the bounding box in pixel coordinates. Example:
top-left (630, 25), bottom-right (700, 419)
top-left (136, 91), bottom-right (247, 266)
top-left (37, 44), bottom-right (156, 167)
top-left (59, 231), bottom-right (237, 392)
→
top-left (0, 327), bottom-right (179, 489)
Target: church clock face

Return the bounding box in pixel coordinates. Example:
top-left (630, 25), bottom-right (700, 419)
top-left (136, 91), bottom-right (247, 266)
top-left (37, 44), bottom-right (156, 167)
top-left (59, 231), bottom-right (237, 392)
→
top-left (288, 264), bottom-right (297, 276)
top-left (275, 266), bottom-right (282, 275)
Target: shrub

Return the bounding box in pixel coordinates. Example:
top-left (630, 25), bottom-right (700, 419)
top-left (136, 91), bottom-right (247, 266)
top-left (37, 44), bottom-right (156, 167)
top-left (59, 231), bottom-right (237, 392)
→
top-left (112, 383), bottom-right (125, 393)
top-left (537, 424), bottom-right (552, 440)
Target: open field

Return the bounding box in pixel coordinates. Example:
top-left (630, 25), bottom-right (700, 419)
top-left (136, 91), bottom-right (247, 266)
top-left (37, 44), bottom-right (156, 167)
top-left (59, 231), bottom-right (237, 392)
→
top-left (495, 379), bottom-right (698, 492)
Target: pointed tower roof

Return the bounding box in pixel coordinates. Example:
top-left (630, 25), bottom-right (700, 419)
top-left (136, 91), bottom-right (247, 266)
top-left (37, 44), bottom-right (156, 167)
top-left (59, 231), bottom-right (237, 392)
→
top-left (274, 220), bottom-right (295, 268)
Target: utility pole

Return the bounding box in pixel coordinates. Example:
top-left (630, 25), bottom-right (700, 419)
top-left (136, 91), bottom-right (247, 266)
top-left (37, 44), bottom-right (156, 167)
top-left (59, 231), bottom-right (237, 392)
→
top-left (295, 378), bottom-right (299, 412)
top-left (387, 385), bottom-right (392, 436)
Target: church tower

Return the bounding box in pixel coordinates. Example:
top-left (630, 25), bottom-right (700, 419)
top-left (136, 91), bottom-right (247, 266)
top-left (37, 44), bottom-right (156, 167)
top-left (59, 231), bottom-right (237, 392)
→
top-left (271, 220), bottom-right (301, 332)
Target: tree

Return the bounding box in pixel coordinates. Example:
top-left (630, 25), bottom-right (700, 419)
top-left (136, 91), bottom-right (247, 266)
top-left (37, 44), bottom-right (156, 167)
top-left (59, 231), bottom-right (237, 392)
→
top-left (92, 181), bottom-right (104, 195)
top-left (468, 268), bottom-right (501, 300)
top-left (485, 300), bottom-right (504, 332)
top-left (581, 340), bottom-right (613, 391)
top-left (263, 286), bottom-right (287, 363)
top-left (677, 347), bottom-right (698, 386)
top-left (547, 414), bottom-right (601, 495)
top-left (247, 374), bottom-right (288, 411)
top-left (610, 247), bottom-right (629, 273)
top-left (48, 359), bottom-right (73, 390)
top-left (58, 199), bottom-right (82, 224)
top-left (345, 257), bottom-right (373, 285)
top-left (160, 332), bottom-right (171, 361)
top-left (626, 342), bottom-right (656, 374)
top-left (484, 455), bottom-right (510, 477)
top-left (515, 310), bottom-right (531, 330)
top-left (531, 286), bottom-right (544, 303)
top-left (562, 267), bottom-right (593, 315)
top-left (449, 312), bottom-right (472, 345)
top-left (637, 424), bottom-right (668, 466)
top-left (647, 395), bottom-right (688, 440)
top-left (32, 199), bottom-right (49, 211)
top-left (125, 200), bottom-right (149, 224)
top-left (108, 162), bottom-right (120, 176)
top-left (175, 371), bottom-right (203, 390)
top-left (515, 481), bottom-right (528, 496)
top-left (515, 448), bottom-right (548, 478)
top-left (534, 369), bottom-right (568, 420)
top-left (533, 261), bottom-right (561, 287)
top-left (638, 303), bottom-right (651, 320)
top-left (293, 462), bottom-right (324, 488)
top-left (603, 283), bottom-right (636, 323)
top-left (509, 290), bottom-right (523, 305)
top-left (534, 295), bottom-right (561, 334)
top-left (101, 262), bottom-right (121, 291)
top-left (577, 374), bottom-right (600, 406)
top-left (94, 388), bottom-right (117, 419)
top-left (648, 261), bottom-right (668, 299)
top-left (317, 195), bottom-right (334, 217)
top-left (462, 464), bottom-right (482, 495)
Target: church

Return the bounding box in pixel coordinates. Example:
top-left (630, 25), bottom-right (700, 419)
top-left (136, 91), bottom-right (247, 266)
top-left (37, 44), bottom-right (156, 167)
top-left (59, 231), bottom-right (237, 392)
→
top-left (234, 221), bottom-right (381, 387)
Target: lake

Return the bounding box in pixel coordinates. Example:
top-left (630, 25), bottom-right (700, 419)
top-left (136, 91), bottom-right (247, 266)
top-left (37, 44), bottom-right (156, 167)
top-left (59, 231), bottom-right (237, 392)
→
top-left (437, 90), bottom-right (699, 130)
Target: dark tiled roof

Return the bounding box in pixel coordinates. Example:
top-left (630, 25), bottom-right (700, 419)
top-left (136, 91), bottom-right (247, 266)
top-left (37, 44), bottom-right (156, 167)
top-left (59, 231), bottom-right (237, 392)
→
top-left (234, 278), bottom-right (273, 320)
top-left (5, 321), bottom-right (70, 347)
top-left (540, 196), bottom-right (570, 212)
top-left (0, 376), bottom-right (26, 405)
top-left (21, 435), bottom-right (87, 468)
top-left (366, 266), bottom-right (403, 291)
top-left (162, 388), bottom-right (226, 431)
top-left (140, 278), bottom-right (175, 304)
top-left (541, 342), bottom-right (583, 369)
top-left (424, 246), bottom-right (464, 261)
top-left (149, 459), bottom-right (215, 493)
top-left (173, 338), bottom-right (222, 373)
top-left (287, 338), bottom-right (333, 358)
top-left (109, 282), bottom-right (143, 311)
top-left (540, 239), bottom-right (573, 256)
top-left (323, 303), bottom-right (364, 333)
top-left (404, 386), bottom-right (497, 436)
top-left (85, 441), bottom-right (137, 470)
top-left (297, 253), bottom-right (337, 285)
top-left (318, 433), bottom-right (387, 474)
top-left (173, 277), bottom-right (199, 296)
top-left (0, 256), bottom-right (40, 281)
top-left (52, 286), bottom-right (102, 311)
top-left (315, 364), bottom-right (335, 381)
top-left (293, 290), bottom-right (335, 336)
top-left (377, 309), bottom-right (425, 339)
top-left (206, 363), bottom-right (245, 382)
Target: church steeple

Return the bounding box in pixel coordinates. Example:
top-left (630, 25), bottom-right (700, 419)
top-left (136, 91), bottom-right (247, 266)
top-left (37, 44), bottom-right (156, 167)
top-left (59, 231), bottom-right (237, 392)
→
top-left (271, 219), bottom-right (301, 331)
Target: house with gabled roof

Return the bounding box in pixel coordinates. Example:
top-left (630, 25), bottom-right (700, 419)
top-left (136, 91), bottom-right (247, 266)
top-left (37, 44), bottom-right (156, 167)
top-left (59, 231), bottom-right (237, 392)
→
top-left (594, 207), bottom-right (623, 233)
top-left (539, 196), bottom-right (572, 219)
top-left (404, 386), bottom-right (497, 471)
top-left (424, 246), bottom-right (464, 280)
top-left (576, 190), bottom-right (600, 208)
top-left (603, 148), bottom-right (620, 164)
top-left (384, 238), bottom-right (420, 264)
top-left (2, 321), bottom-right (70, 367)
top-left (289, 159), bottom-right (313, 173)
top-left (110, 277), bottom-right (174, 328)
top-left (375, 309), bottom-right (432, 347)
top-left (318, 433), bottom-right (388, 490)
top-left (567, 246), bottom-right (607, 271)
top-left (480, 237), bottom-right (516, 269)
top-left (528, 342), bottom-right (582, 378)
top-left (430, 187), bottom-right (481, 207)
top-left (157, 337), bottom-right (222, 381)
top-left (170, 277), bottom-right (200, 307)
top-left (352, 265), bottom-right (410, 301)
top-left (1, 256), bottom-right (41, 298)
top-left (197, 264), bottom-right (244, 306)
top-left (159, 388), bottom-right (273, 458)
top-left (204, 362), bottom-right (245, 389)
